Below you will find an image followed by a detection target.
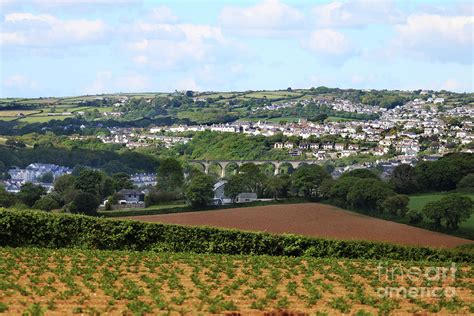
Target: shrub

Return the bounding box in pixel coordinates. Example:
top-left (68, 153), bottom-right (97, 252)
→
top-left (407, 209), bottom-right (423, 224)
top-left (69, 191), bottom-right (100, 216)
top-left (32, 195), bottom-right (61, 212)
top-left (381, 194), bottom-right (409, 217)
top-left (457, 173), bottom-right (474, 192)
top-left (0, 209), bottom-right (471, 262)
top-left (104, 201), bottom-right (112, 211)
top-left (145, 190), bottom-right (180, 207)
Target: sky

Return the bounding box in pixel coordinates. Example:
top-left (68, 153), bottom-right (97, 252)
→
top-left (0, 0), bottom-right (473, 97)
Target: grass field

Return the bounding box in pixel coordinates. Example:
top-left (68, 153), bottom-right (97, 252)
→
top-left (409, 193), bottom-right (474, 238)
top-left (1, 247), bottom-right (472, 315)
top-left (0, 110), bottom-right (41, 117)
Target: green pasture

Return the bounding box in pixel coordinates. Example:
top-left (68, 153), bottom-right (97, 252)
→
top-left (409, 193), bottom-right (474, 238)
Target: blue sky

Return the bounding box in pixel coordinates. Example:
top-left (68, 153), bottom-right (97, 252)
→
top-left (1, 0), bottom-right (473, 97)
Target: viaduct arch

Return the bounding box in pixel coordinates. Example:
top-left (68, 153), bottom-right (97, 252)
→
top-left (189, 160), bottom-right (325, 178)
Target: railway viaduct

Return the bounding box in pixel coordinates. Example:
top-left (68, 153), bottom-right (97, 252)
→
top-left (189, 160), bottom-right (325, 178)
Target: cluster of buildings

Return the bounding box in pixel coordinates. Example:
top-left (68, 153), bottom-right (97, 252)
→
top-left (2, 165), bottom-right (156, 194)
top-left (98, 127), bottom-right (190, 148)
top-left (155, 95), bottom-right (472, 161)
top-left (86, 94), bottom-right (472, 167)
top-left (4, 163), bottom-right (72, 193)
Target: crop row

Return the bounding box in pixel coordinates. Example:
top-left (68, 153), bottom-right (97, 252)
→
top-left (1, 247), bottom-right (473, 315)
top-left (0, 209), bottom-right (472, 262)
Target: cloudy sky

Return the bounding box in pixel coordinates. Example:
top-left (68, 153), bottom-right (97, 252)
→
top-left (1, 0), bottom-right (473, 97)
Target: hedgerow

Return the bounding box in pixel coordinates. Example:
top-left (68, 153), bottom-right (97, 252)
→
top-left (0, 209), bottom-right (471, 262)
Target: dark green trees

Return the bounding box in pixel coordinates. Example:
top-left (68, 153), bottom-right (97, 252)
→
top-left (184, 173), bottom-right (215, 208)
top-left (18, 183), bottom-right (46, 207)
top-left (390, 164), bottom-right (418, 194)
top-left (423, 194), bottom-right (473, 231)
top-left (291, 165), bottom-right (330, 199)
top-left (156, 158), bottom-right (184, 192)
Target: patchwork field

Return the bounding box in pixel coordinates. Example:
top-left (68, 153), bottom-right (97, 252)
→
top-left (124, 203), bottom-right (473, 248)
top-left (1, 247), bottom-right (472, 315)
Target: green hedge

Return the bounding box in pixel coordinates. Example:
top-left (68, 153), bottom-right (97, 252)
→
top-left (0, 209), bottom-right (472, 262)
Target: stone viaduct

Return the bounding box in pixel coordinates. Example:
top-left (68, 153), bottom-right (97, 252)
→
top-left (189, 160), bottom-right (325, 178)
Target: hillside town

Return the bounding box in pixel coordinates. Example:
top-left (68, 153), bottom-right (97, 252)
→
top-left (91, 96), bottom-right (472, 164)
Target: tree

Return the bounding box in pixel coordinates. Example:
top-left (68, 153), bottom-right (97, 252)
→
top-left (390, 164), bottom-right (418, 194)
top-left (407, 209), bottom-right (423, 224)
top-left (238, 163), bottom-right (266, 195)
top-left (40, 172), bottom-right (54, 184)
top-left (184, 173), bottom-right (215, 208)
top-left (100, 176), bottom-right (115, 199)
top-left (74, 169), bottom-right (103, 196)
top-left (329, 177), bottom-right (360, 202)
top-left (457, 173), bottom-right (474, 192)
top-left (291, 164), bottom-right (331, 198)
top-left (264, 175), bottom-right (289, 200)
top-left (156, 158), bottom-right (184, 192)
top-left (423, 194), bottom-right (473, 231)
top-left (415, 159), bottom-right (464, 192)
top-left (319, 178), bottom-right (336, 199)
top-left (33, 195), bottom-right (61, 211)
top-left (340, 169), bottom-right (378, 179)
top-left (0, 186), bottom-right (16, 207)
top-left (310, 113), bottom-right (328, 123)
top-left (224, 174), bottom-right (248, 202)
top-left (54, 174), bottom-right (75, 194)
top-left (112, 172), bottom-right (134, 191)
top-left (69, 191), bottom-right (100, 216)
top-left (381, 194), bottom-right (409, 217)
top-left (18, 183), bottom-right (47, 207)
top-left (346, 179), bottom-right (394, 212)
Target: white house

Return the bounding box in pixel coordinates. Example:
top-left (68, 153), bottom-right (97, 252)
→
top-left (235, 193), bottom-right (257, 203)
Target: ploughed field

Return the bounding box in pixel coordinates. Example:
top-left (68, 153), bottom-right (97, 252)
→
top-left (1, 247), bottom-right (473, 315)
top-left (124, 203), bottom-right (472, 248)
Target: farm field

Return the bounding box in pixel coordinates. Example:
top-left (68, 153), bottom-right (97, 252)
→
top-left (123, 203), bottom-right (473, 248)
top-left (1, 247), bottom-right (472, 315)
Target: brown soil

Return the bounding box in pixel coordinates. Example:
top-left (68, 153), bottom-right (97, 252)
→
top-left (122, 203), bottom-right (473, 248)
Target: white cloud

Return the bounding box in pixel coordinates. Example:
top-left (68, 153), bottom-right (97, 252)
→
top-left (303, 29), bottom-right (356, 64)
top-left (0, 32), bottom-right (27, 45)
top-left (393, 14), bottom-right (473, 64)
top-left (218, 0), bottom-right (305, 36)
top-left (1, 12), bottom-right (107, 48)
top-left (125, 23), bottom-right (234, 70)
top-left (148, 6), bottom-right (178, 23)
top-left (312, 0), bottom-right (402, 28)
top-left (2, 74), bottom-right (39, 91)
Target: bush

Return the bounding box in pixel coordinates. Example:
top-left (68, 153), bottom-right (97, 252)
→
top-left (145, 190), bottom-right (180, 207)
top-left (32, 195), bottom-right (61, 212)
top-left (457, 173), bottom-right (474, 192)
top-left (0, 209), bottom-right (471, 262)
top-left (381, 194), bottom-right (409, 217)
top-left (69, 192), bottom-right (100, 216)
top-left (104, 201), bottom-right (112, 211)
top-left (407, 209), bottom-right (423, 224)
